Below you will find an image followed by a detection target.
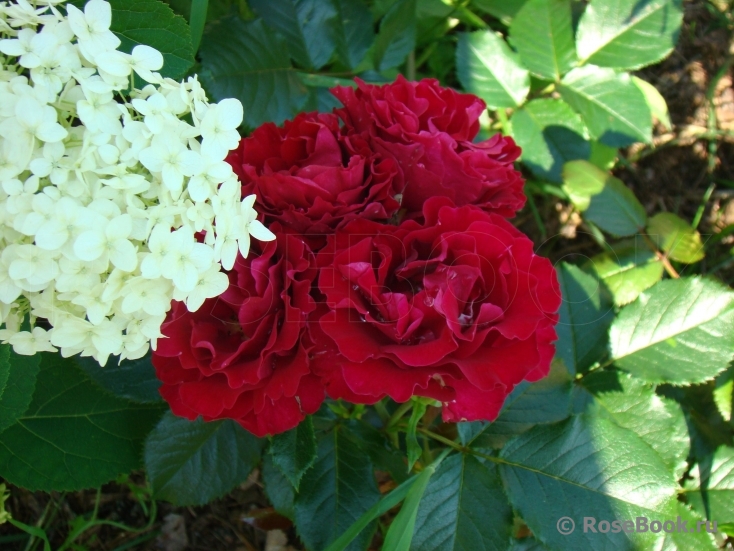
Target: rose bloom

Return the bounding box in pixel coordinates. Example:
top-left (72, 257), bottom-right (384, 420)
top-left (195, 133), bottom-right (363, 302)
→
top-left (331, 76), bottom-right (526, 218)
top-left (309, 197), bottom-right (560, 422)
top-left (152, 227), bottom-right (323, 437)
top-left (226, 111), bottom-right (400, 236)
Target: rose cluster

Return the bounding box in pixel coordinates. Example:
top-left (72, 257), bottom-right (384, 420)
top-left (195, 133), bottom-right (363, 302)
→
top-left (0, 0), bottom-right (273, 365)
top-left (153, 76), bottom-right (561, 437)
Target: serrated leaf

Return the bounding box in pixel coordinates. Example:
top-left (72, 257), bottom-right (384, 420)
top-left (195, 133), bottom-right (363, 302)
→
top-left (0, 353), bottom-right (164, 491)
top-left (457, 30), bottom-right (530, 109)
top-left (684, 446), bottom-right (734, 522)
top-left (653, 503), bottom-right (719, 551)
top-left (410, 454), bottom-right (512, 551)
top-left (500, 414), bottom-right (678, 550)
top-left (270, 416), bottom-right (317, 490)
top-left (647, 212), bottom-right (705, 264)
top-left (0, 349), bottom-right (39, 435)
top-left (144, 412), bottom-right (261, 506)
top-left (633, 76), bottom-right (672, 131)
top-left (509, 0), bottom-right (576, 80)
top-left (555, 263), bottom-right (614, 376)
top-left (610, 277), bottom-right (734, 384)
top-left (262, 452), bottom-right (295, 519)
top-left (250, 0), bottom-right (336, 70)
top-left (373, 0), bottom-right (417, 71)
top-left (511, 99), bottom-right (590, 183)
top-left (78, 0), bottom-right (195, 80)
top-left (294, 428), bottom-right (380, 551)
top-left (582, 369), bottom-right (689, 478)
top-left (330, 0), bottom-right (374, 69)
top-left (75, 353), bottom-right (162, 403)
top-left (585, 178), bottom-right (647, 237)
top-left (559, 65), bottom-right (652, 147)
top-left (714, 366), bottom-right (733, 423)
top-left (464, 359), bottom-right (573, 449)
top-left (199, 17), bottom-right (308, 128)
top-left (563, 160), bottom-right (647, 236)
top-left (576, 0), bottom-right (683, 70)
top-left (585, 238), bottom-right (664, 306)
top-left (471, 0), bottom-right (528, 22)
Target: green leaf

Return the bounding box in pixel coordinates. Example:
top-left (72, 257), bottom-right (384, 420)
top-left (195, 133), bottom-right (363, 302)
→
top-left (0, 353), bottom-right (164, 491)
top-left (585, 178), bottom-right (647, 237)
top-left (144, 412), bottom-right (261, 506)
top-left (373, 0), bottom-right (417, 71)
top-left (562, 159), bottom-right (606, 210)
top-left (199, 17), bottom-right (308, 128)
top-left (105, 0), bottom-right (194, 80)
top-left (563, 160), bottom-right (647, 236)
top-left (262, 452), bottom-right (295, 518)
top-left (270, 416), bottom-right (317, 490)
top-left (714, 366), bottom-right (733, 423)
top-left (0, 345), bottom-right (9, 402)
top-left (344, 419), bottom-right (409, 483)
top-left (471, 0), bottom-right (528, 22)
top-left (511, 98), bottom-right (590, 183)
top-left (500, 415), bottom-right (678, 550)
top-left (610, 277), bottom-right (734, 384)
top-left (381, 454), bottom-right (441, 551)
top-left (249, 0), bottom-right (336, 70)
top-left (555, 263), bottom-right (614, 376)
top-left (633, 76), bottom-right (672, 131)
top-left (656, 503), bottom-right (720, 551)
top-left (508, 539), bottom-right (550, 551)
top-left (465, 359), bottom-right (573, 449)
top-left (294, 428), bottom-right (380, 551)
top-left (410, 454), bottom-right (513, 551)
top-left (189, 0), bottom-right (208, 53)
top-left (323, 469), bottom-right (424, 551)
top-left (647, 212), bottom-right (705, 264)
top-left (585, 238), bottom-right (664, 306)
top-left (559, 65), bottom-right (652, 146)
top-left (75, 354), bottom-right (162, 403)
top-left (576, 0), bottom-right (683, 70)
top-left (684, 446), bottom-right (734, 522)
top-left (457, 30), bottom-right (530, 109)
top-left (330, 0), bottom-right (374, 70)
top-left (0, 347), bottom-right (38, 435)
top-left (509, 0), bottom-right (576, 81)
top-left (588, 141), bottom-right (617, 170)
top-left (582, 369), bottom-right (689, 478)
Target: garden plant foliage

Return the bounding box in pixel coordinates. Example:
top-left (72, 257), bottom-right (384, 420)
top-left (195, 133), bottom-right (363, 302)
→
top-left (2, 0), bottom-right (734, 550)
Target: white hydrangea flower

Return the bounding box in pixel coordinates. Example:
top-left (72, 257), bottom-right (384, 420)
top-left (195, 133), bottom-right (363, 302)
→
top-left (0, 0), bottom-right (275, 365)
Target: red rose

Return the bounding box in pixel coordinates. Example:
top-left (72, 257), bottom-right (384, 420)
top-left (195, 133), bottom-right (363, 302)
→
top-left (226, 112), bottom-right (400, 236)
top-left (152, 228), bottom-right (323, 437)
top-left (310, 197), bottom-right (560, 422)
top-left (331, 76), bottom-right (526, 218)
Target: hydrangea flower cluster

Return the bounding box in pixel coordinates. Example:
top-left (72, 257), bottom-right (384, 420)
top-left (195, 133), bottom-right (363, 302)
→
top-left (0, 0), bottom-right (274, 365)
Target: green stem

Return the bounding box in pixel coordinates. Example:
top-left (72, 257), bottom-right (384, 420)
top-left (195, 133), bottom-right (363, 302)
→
top-left (406, 51), bottom-right (416, 81)
top-left (495, 109), bottom-right (511, 136)
top-left (387, 401), bottom-right (414, 431)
